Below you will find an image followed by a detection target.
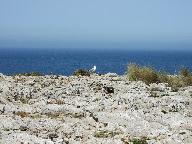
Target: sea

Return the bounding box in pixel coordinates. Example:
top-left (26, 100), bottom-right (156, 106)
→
top-left (0, 48), bottom-right (192, 76)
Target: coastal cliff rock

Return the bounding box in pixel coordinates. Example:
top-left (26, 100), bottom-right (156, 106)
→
top-left (0, 74), bottom-right (192, 144)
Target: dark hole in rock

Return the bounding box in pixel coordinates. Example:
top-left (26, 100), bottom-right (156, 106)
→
top-left (103, 123), bottom-right (108, 127)
top-left (179, 132), bottom-right (186, 135)
top-left (161, 110), bottom-right (168, 114)
top-left (103, 86), bottom-right (114, 94)
top-left (90, 113), bottom-right (99, 122)
top-left (20, 126), bottom-right (28, 131)
top-left (48, 133), bottom-right (59, 141)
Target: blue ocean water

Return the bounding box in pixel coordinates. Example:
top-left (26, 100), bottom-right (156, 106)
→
top-left (0, 48), bottom-right (192, 76)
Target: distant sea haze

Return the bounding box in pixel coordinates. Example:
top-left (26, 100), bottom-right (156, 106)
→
top-left (0, 48), bottom-right (192, 76)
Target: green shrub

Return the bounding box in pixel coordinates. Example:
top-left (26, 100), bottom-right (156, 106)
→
top-left (126, 64), bottom-right (140, 81)
top-left (166, 76), bottom-right (183, 92)
top-left (127, 63), bottom-right (158, 85)
top-left (132, 137), bottom-right (148, 144)
top-left (126, 63), bottom-right (192, 90)
top-left (73, 69), bottom-right (90, 76)
top-left (167, 68), bottom-right (192, 91)
top-left (94, 130), bottom-right (120, 138)
top-left (182, 76), bottom-right (192, 86)
top-left (180, 67), bottom-right (190, 77)
top-left (180, 68), bottom-right (192, 86)
top-left (157, 71), bottom-right (169, 83)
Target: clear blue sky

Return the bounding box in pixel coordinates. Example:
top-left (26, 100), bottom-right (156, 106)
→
top-left (0, 0), bottom-right (192, 49)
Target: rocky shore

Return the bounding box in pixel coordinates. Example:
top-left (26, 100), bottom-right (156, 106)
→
top-left (0, 73), bottom-right (192, 144)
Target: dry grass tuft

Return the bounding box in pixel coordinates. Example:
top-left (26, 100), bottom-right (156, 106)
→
top-left (15, 111), bottom-right (30, 118)
top-left (126, 63), bottom-right (158, 85)
top-left (126, 64), bottom-right (192, 91)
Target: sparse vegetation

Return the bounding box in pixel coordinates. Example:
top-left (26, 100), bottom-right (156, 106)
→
top-left (46, 112), bottom-right (63, 119)
top-left (47, 99), bottom-right (65, 105)
top-left (72, 112), bottom-right (85, 118)
top-left (92, 97), bottom-right (101, 102)
top-left (131, 137), bottom-right (148, 144)
top-left (126, 63), bottom-right (192, 90)
top-left (30, 113), bottom-right (43, 119)
top-left (16, 72), bottom-right (43, 76)
top-left (15, 111), bottom-right (30, 118)
top-left (73, 69), bottom-right (90, 76)
top-left (94, 130), bottom-right (120, 138)
top-left (20, 97), bottom-right (30, 104)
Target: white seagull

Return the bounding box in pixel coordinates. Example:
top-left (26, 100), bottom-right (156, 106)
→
top-left (89, 65), bottom-right (96, 73)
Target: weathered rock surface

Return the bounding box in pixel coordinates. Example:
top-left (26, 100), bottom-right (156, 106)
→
top-left (0, 74), bottom-right (191, 144)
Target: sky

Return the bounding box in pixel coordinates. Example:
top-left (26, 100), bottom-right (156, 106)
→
top-left (0, 0), bottom-right (192, 49)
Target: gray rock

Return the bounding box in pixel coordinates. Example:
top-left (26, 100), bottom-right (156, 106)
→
top-left (0, 74), bottom-right (191, 143)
